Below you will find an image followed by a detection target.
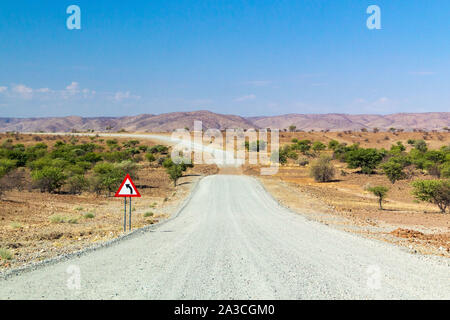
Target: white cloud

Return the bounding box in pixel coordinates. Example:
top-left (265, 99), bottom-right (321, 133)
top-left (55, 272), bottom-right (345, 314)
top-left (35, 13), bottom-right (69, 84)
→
top-left (235, 94), bottom-right (256, 102)
top-left (65, 81), bottom-right (80, 95)
top-left (36, 88), bottom-right (51, 93)
top-left (82, 88), bottom-right (96, 98)
top-left (114, 91), bottom-right (141, 102)
top-left (1, 82), bottom-right (140, 106)
top-left (12, 84), bottom-right (33, 99)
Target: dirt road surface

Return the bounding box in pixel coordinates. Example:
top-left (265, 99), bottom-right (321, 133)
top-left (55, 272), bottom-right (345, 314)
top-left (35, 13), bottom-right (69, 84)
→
top-left (1, 175), bottom-right (449, 299)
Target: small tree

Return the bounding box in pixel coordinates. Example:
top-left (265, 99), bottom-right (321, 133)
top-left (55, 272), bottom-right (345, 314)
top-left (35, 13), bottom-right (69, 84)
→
top-left (328, 140), bottom-right (339, 150)
top-left (381, 160), bottom-right (406, 184)
top-left (293, 140), bottom-right (311, 154)
top-left (368, 186), bottom-right (389, 209)
top-left (288, 125), bottom-right (296, 132)
top-left (414, 140), bottom-right (428, 153)
top-left (312, 141), bottom-right (326, 153)
top-left (412, 180), bottom-right (450, 213)
top-left (310, 156), bottom-right (335, 182)
top-left (167, 164), bottom-right (183, 187)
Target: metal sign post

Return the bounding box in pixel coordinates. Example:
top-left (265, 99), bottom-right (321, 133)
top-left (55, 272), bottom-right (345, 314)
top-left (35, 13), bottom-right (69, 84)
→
top-left (115, 174), bottom-right (141, 233)
top-left (124, 197), bottom-right (127, 232)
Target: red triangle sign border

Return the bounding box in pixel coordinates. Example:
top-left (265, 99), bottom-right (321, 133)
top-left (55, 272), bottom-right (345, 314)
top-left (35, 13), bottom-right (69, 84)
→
top-left (114, 174), bottom-right (141, 197)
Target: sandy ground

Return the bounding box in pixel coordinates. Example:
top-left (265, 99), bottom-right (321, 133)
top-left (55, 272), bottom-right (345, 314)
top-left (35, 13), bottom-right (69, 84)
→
top-left (251, 168), bottom-right (450, 258)
top-left (0, 175), bottom-right (448, 300)
top-left (0, 167), bottom-right (216, 270)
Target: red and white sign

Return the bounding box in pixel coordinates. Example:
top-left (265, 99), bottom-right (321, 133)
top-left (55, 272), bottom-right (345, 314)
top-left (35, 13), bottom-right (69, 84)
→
top-left (114, 174), bottom-right (141, 197)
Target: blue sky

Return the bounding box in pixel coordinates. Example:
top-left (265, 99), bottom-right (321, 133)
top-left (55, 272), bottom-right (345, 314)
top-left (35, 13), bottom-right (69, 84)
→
top-left (0, 0), bottom-right (449, 117)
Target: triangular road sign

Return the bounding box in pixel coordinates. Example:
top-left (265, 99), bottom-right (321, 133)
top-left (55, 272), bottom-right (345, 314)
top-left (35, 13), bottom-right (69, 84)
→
top-left (115, 174), bottom-right (141, 197)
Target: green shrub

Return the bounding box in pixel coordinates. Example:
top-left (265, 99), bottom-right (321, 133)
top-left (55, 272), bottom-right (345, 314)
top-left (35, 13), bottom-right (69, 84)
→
top-left (67, 218), bottom-right (78, 224)
top-left (66, 175), bottom-right (88, 194)
top-left (83, 213), bottom-right (95, 219)
top-left (32, 167), bottom-right (67, 193)
top-left (346, 148), bottom-right (385, 174)
top-left (92, 161), bottom-right (137, 195)
top-left (149, 145), bottom-right (168, 154)
top-left (286, 150), bottom-right (298, 160)
top-left (102, 151), bottom-right (130, 163)
top-left (312, 141), bottom-right (326, 152)
top-left (162, 158), bottom-right (175, 168)
top-left (49, 215), bottom-right (78, 223)
top-left (381, 160), bottom-right (406, 184)
top-left (293, 140), bottom-right (311, 154)
top-left (146, 153), bottom-right (156, 162)
top-left (441, 162), bottom-right (450, 178)
top-left (144, 212), bottom-right (154, 217)
top-left (49, 214), bottom-right (65, 223)
top-left (106, 139), bottom-right (119, 150)
top-left (10, 222), bottom-right (22, 229)
top-left (414, 140), bottom-right (428, 153)
top-left (333, 143), bottom-right (359, 162)
top-left (328, 140), bottom-right (339, 150)
top-left (0, 248), bottom-right (13, 260)
top-left (0, 159), bottom-right (17, 178)
top-left (309, 156), bottom-right (335, 182)
top-left (388, 142), bottom-right (406, 157)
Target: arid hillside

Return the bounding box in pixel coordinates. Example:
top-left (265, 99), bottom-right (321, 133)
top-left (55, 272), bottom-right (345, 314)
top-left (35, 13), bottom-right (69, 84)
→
top-left (0, 111), bottom-right (255, 133)
top-left (1, 111), bottom-right (449, 133)
top-left (249, 112), bottom-right (450, 131)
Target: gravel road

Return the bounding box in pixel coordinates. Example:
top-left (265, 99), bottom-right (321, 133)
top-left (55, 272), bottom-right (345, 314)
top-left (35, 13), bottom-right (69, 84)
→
top-left (1, 175), bottom-right (449, 299)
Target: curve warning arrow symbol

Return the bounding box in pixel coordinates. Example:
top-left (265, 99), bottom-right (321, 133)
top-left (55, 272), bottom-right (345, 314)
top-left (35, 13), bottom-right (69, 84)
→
top-left (126, 183), bottom-right (133, 194)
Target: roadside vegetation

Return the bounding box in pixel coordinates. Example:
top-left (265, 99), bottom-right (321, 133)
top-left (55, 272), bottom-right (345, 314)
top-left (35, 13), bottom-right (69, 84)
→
top-left (271, 136), bottom-right (450, 213)
top-left (0, 133), bottom-right (219, 270)
top-left (0, 133), bottom-right (192, 198)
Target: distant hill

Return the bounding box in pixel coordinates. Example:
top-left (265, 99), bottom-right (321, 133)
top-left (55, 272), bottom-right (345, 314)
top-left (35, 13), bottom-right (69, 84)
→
top-left (0, 111), bottom-right (255, 132)
top-left (0, 111), bottom-right (449, 132)
top-left (248, 112), bottom-right (450, 132)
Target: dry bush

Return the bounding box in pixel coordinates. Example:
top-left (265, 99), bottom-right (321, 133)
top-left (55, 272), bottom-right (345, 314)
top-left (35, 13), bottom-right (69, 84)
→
top-left (0, 168), bottom-right (28, 197)
top-left (309, 156), bottom-right (335, 182)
